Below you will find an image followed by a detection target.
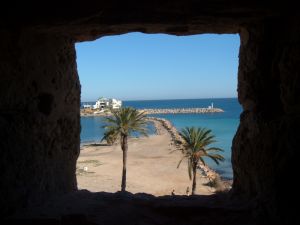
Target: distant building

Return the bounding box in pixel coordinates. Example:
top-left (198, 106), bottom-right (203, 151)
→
top-left (109, 98), bottom-right (122, 109)
top-left (82, 103), bottom-right (93, 109)
top-left (208, 102), bottom-right (214, 109)
top-left (93, 97), bottom-right (109, 110)
top-left (93, 97), bottom-right (122, 110)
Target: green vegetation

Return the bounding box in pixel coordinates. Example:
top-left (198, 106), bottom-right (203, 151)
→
top-left (102, 129), bottom-right (118, 145)
top-left (102, 107), bottom-right (149, 192)
top-left (177, 127), bottom-right (224, 195)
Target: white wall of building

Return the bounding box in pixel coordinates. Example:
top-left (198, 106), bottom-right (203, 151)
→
top-left (93, 98), bottom-right (122, 110)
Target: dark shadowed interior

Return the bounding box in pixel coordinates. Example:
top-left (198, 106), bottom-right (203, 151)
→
top-left (0, 1), bottom-right (299, 224)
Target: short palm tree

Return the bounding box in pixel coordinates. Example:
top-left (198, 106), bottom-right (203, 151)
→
top-left (177, 127), bottom-right (224, 195)
top-left (102, 107), bottom-right (148, 192)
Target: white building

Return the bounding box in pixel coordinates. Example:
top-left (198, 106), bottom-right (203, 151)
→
top-left (93, 97), bottom-right (122, 110)
top-left (109, 98), bottom-right (122, 109)
top-left (93, 97), bottom-right (109, 110)
top-left (83, 104), bottom-right (92, 108)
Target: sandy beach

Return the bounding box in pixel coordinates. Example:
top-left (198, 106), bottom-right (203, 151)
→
top-left (77, 119), bottom-right (225, 196)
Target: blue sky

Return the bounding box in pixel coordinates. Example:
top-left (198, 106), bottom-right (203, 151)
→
top-left (76, 33), bottom-right (240, 101)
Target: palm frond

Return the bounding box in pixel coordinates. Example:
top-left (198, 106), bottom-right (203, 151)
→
top-left (177, 155), bottom-right (187, 168)
top-left (206, 156), bottom-right (220, 165)
top-left (199, 157), bottom-right (206, 166)
top-left (206, 153), bottom-right (225, 164)
top-left (102, 107), bottom-right (149, 142)
top-left (101, 128), bottom-right (119, 145)
top-left (177, 126), bottom-right (224, 174)
top-left (206, 147), bottom-right (224, 152)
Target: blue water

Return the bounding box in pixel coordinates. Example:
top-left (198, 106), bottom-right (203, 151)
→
top-left (80, 117), bottom-right (156, 144)
top-left (80, 98), bottom-right (242, 179)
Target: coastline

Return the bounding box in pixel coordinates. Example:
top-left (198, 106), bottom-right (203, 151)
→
top-left (77, 117), bottom-right (230, 195)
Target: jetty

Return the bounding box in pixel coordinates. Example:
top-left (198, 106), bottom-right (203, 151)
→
top-left (140, 107), bottom-right (224, 114)
top-left (80, 101), bottom-right (224, 116)
top-left (80, 107), bottom-right (224, 116)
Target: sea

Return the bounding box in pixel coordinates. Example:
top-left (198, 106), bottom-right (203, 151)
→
top-left (80, 98), bottom-right (242, 180)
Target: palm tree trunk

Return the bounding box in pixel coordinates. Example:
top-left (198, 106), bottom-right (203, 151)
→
top-left (121, 135), bottom-right (128, 192)
top-left (192, 164), bottom-right (197, 195)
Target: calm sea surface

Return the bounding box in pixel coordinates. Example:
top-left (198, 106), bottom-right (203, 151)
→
top-left (80, 98), bottom-right (242, 179)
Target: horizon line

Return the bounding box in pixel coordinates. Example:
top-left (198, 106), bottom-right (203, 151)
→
top-left (81, 96), bottom-right (238, 102)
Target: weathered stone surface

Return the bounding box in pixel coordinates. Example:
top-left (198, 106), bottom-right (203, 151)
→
top-left (0, 1), bottom-right (288, 41)
top-left (0, 31), bottom-right (80, 216)
top-left (0, 1), bottom-right (299, 224)
top-left (232, 17), bottom-right (300, 224)
top-left (10, 191), bottom-right (255, 225)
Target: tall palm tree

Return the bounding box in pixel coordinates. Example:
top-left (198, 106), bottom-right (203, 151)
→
top-left (102, 107), bottom-right (148, 192)
top-left (177, 127), bottom-right (224, 195)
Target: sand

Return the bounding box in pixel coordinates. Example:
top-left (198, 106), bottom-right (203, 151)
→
top-left (77, 120), bottom-right (217, 196)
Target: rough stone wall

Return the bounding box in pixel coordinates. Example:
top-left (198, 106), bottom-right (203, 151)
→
top-left (232, 16), bottom-right (300, 224)
top-left (0, 1), bottom-right (299, 224)
top-left (0, 31), bottom-right (80, 216)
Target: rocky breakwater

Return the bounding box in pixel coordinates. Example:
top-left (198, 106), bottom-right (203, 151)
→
top-left (147, 117), bottom-right (185, 148)
top-left (147, 116), bottom-right (229, 191)
top-left (141, 108), bottom-right (224, 114)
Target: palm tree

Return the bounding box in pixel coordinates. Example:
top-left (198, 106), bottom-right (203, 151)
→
top-left (177, 127), bottom-right (224, 195)
top-left (102, 107), bottom-right (148, 192)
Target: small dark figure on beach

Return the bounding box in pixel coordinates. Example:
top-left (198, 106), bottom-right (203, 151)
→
top-left (171, 189), bottom-right (175, 196)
